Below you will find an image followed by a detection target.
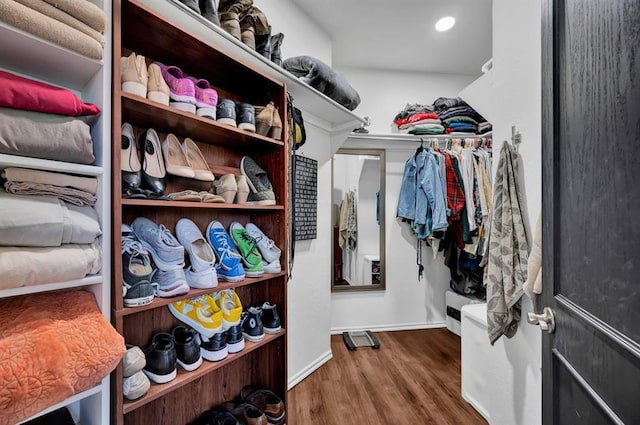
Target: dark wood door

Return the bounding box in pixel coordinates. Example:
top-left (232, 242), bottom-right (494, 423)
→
top-left (541, 0), bottom-right (640, 423)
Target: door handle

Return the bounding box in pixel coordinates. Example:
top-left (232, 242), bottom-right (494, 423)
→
top-left (527, 307), bottom-right (556, 333)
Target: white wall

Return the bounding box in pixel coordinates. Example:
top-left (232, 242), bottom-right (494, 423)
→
top-left (250, 0), bottom-right (335, 388)
top-left (253, 0), bottom-right (332, 65)
top-left (330, 70), bottom-right (475, 332)
top-left (460, 0), bottom-right (542, 424)
top-left (336, 67), bottom-right (477, 134)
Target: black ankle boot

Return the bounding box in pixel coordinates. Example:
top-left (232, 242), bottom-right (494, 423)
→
top-left (255, 25), bottom-right (272, 59)
top-left (199, 0), bottom-right (220, 25)
top-left (270, 33), bottom-right (284, 66)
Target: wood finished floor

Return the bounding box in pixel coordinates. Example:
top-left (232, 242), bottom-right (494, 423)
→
top-left (288, 329), bottom-right (487, 425)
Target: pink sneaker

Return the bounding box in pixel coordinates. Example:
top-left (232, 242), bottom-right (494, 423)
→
top-left (187, 77), bottom-right (218, 119)
top-left (156, 63), bottom-right (196, 113)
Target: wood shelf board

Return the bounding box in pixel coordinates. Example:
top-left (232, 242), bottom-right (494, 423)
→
top-left (120, 198), bottom-right (284, 210)
top-left (0, 154), bottom-right (103, 176)
top-left (116, 272), bottom-right (287, 316)
top-left (135, 0), bottom-right (366, 129)
top-left (122, 330), bottom-right (286, 414)
top-left (121, 94), bottom-right (284, 150)
top-left (0, 22), bottom-right (102, 92)
top-left (0, 275), bottom-right (103, 299)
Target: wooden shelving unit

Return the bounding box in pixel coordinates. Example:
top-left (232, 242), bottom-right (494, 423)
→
top-left (112, 1), bottom-right (289, 424)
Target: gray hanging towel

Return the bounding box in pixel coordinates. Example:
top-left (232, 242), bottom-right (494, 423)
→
top-left (483, 142), bottom-right (529, 345)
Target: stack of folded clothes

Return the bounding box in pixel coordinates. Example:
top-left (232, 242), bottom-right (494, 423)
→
top-left (0, 0), bottom-right (106, 60)
top-left (393, 98), bottom-right (492, 136)
top-left (392, 103), bottom-right (445, 134)
top-left (0, 70), bottom-right (103, 291)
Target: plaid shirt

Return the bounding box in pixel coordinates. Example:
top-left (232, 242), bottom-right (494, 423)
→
top-left (445, 153), bottom-right (465, 222)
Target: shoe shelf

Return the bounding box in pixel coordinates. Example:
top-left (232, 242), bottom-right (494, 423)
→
top-left (0, 275), bottom-right (103, 300)
top-left (16, 383), bottom-right (104, 425)
top-left (122, 93), bottom-right (284, 150)
top-left (122, 329), bottom-right (286, 414)
top-left (113, 1), bottom-right (290, 423)
top-left (115, 271), bottom-right (288, 317)
top-left (136, 0), bottom-right (366, 130)
top-left (121, 198), bottom-right (285, 210)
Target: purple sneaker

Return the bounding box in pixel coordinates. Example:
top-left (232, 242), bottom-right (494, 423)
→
top-left (157, 63), bottom-right (196, 113)
top-left (187, 77), bottom-right (218, 120)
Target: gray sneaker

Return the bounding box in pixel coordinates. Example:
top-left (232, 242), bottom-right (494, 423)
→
top-left (245, 223), bottom-right (281, 264)
top-left (132, 217), bottom-right (185, 270)
top-left (151, 266), bottom-right (190, 298)
top-left (240, 156), bottom-right (276, 205)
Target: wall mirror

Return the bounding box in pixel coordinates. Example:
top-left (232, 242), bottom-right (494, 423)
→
top-left (331, 148), bottom-right (385, 292)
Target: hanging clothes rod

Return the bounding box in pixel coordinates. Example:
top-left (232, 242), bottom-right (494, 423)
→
top-left (348, 132), bottom-right (493, 143)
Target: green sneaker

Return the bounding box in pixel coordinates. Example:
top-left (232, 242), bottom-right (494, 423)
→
top-left (240, 156), bottom-right (276, 205)
top-left (229, 222), bottom-right (264, 277)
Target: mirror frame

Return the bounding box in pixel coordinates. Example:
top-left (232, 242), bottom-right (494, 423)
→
top-left (331, 148), bottom-right (386, 292)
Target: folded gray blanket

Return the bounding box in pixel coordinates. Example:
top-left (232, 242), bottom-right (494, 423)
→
top-left (283, 56), bottom-right (361, 111)
top-left (0, 0), bottom-right (103, 60)
top-left (42, 0), bottom-right (105, 33)
top-left (0, 107), bottom-right (95, 165)
top-left (5, 181), bottom-right (97, 206)
top-left (15, 0), bottom-right (105, 45)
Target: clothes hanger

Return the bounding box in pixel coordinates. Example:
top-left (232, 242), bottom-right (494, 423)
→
top-left (416, 138), bottom-right (424, 154)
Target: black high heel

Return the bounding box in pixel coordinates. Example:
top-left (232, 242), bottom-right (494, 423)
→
top-left (139, 128), bottom-right (167, 195)
top-left (121, 123), bottom-right (141, 190)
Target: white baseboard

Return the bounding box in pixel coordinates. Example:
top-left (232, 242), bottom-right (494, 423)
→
top-left (287, 350), bottom-right (333, 390)
top-left (330, 321), bottom-right (446, 335)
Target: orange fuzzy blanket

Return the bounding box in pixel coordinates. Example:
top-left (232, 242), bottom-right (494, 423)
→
top-left (0, 291), bottom-right (125, 425)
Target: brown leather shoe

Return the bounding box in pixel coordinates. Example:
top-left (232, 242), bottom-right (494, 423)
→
top-left (222, 402), bottom-right (267, 425)
top-left (240, 386), bottom-right (286, 425)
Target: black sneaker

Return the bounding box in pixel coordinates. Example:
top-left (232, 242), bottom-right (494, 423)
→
top-left (143, 333), bottom-right (177, 384)
top-left (216, 98), bottom-right (237, 127)
top-left (198, 331), bottom-right (228, 362)
top-left (241, 307), bottom-right (264, 343)
top-left (226, 323), bottom-right (245, 353)
top-left (236, 103), bottom-right (256, 132)
top-left (172, 326), bottom-right (203, 371)
top-left (121, 224), bottom-right (154, 307)
top-left (259, 302), bottom-right (281, 334)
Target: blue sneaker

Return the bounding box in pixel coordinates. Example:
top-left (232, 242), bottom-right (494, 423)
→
top-left (132, 217), bottom-right (184, 270)
top-left (205, 220), bottom-right (245, 282)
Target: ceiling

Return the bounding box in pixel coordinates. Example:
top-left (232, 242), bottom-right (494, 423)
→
top-left (290, 0), bottom-right (493, 76)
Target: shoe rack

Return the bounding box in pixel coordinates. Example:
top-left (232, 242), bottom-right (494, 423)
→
top-left (0, 0), bottom-right (112, 423)
top-left (112, 1), bottom-right (289, 424)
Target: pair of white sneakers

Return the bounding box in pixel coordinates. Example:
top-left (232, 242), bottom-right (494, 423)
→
top-left (122, 345), bottom-right (150, 401)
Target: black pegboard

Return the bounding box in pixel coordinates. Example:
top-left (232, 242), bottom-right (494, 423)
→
top-left (294, 155), bottom-right (317, 240)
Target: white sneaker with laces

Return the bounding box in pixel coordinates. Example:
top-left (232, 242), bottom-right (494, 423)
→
top-left (245, 223), bottom-right (281, 264)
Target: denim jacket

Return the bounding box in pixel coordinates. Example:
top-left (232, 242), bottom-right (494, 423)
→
top-left (397, 149), bottom-right (448, 239)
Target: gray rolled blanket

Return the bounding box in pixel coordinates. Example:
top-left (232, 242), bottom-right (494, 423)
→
top-left (283, 56), bottom-right (361, 111)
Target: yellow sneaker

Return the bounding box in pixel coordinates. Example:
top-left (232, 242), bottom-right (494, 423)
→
top-left (168, 296), bottom-right (222, 338)
top-left (213, 289), bottom-right (243, 329)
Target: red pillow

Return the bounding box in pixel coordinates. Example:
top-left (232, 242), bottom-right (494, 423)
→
top-left (0, 70), bottom-right (101, 116)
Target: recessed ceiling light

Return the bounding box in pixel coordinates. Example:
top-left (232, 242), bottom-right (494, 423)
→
top-left (435, 16), bottom-right (456, 32)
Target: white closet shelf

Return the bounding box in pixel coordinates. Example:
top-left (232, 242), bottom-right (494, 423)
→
top-left (344, 131), bottom-right (492, 149)
top-left (0, 22), bottom-right (102, 91)
top-left (136, 0), bottom-right (366, 129)
top-left (0, 154), bottom-right (103, 176)
top-left (0, 275), bottom-right (103, 299)
top-left (16, 384), bottom-right (103, 425)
